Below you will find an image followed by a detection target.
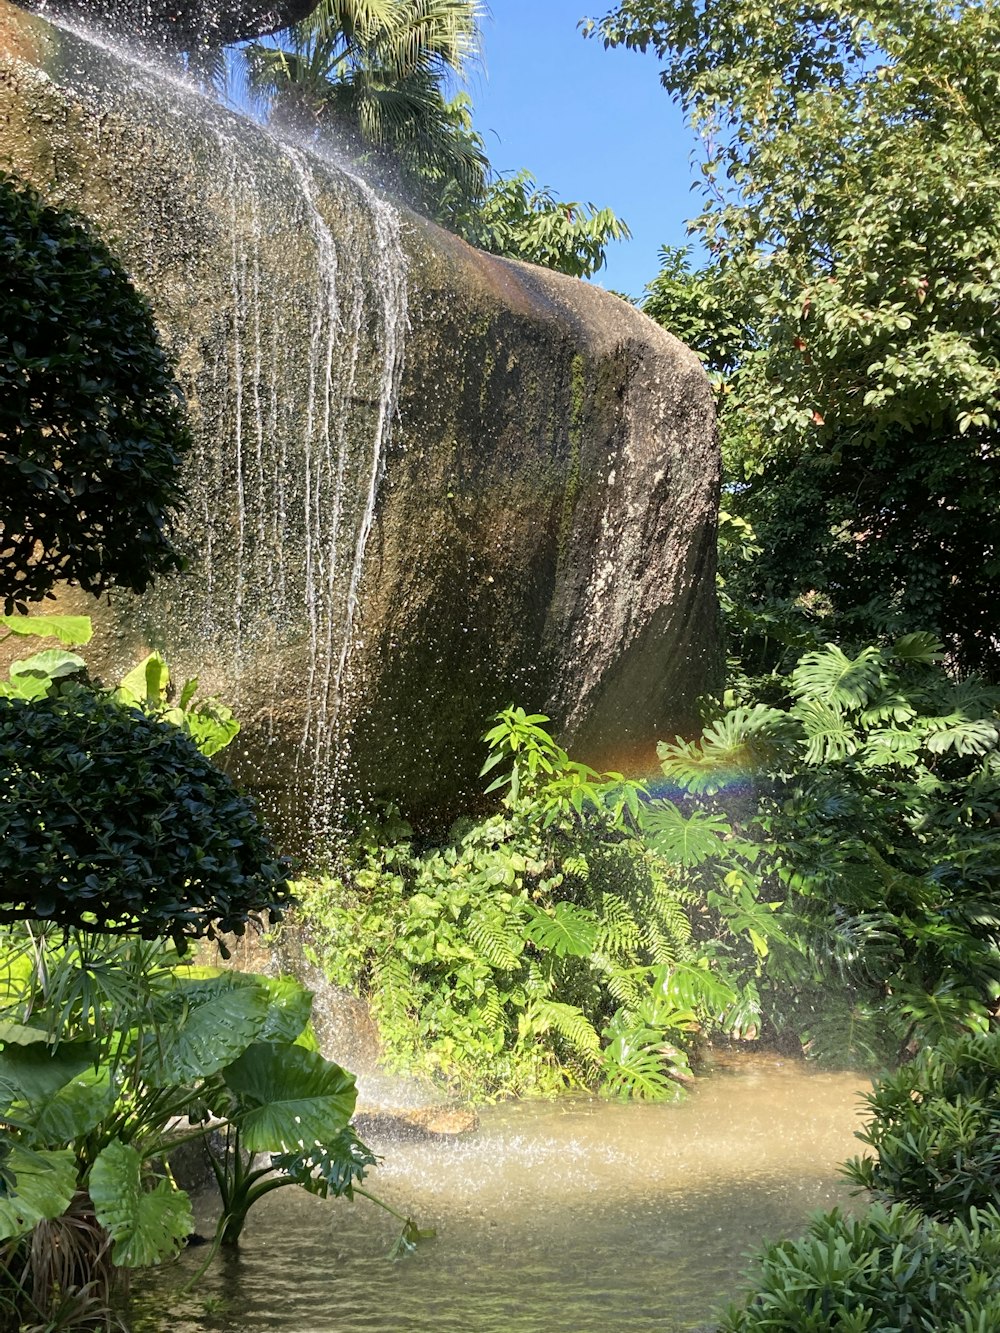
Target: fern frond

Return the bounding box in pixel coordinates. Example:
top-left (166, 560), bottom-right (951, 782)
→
top-left (467, 911), bottom-right (523, 971)
top-left (598, 893), bottom-right (642, 958)
top-left (531, 999), bottom-right (601, 1057)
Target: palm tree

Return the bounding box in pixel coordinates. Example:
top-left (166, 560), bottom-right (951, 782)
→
top-left (241, 0), bottom-right (488, 202)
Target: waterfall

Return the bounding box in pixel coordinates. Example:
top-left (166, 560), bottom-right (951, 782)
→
top-left (32, 15), bottom-right (409, 837)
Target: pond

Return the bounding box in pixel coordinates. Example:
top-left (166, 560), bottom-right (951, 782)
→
top-left (134, 1056), bottom-right (868, 1332)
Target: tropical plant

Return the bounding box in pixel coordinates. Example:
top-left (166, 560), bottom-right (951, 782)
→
top-left (292, 708), bottom-right (765, 1101)
top-left (0, 174), bottom-right (190, 614)
top-left (588, 0), bottom-right (1000, 675)
top-left (451, 169), bottom-right (632, 279)
top-left (0, 620), bottom-right (289, 948)
top-left (0, 623), bottom-right (406, 1326)
top-left (241, 0), bottom-right (487, 199)
top-left (843, 1029), bottom-right (1000, 1221)
top-left (646, 635), bottom-right (1000, 1064)
top-left (0, 942), bottom-right (372, 1322)
top-left (719, 1203), bottom-right (1000, 1332)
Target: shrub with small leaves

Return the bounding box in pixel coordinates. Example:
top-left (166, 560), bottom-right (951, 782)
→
top-left (843, 1029), bottom-right (1000, 1221)
top-left (0, 682), bottom-right (290, 945)
top-left (0, 173), bottom-right (191, 612)
top-left (720, 1204), bottom-right (1000, 1333)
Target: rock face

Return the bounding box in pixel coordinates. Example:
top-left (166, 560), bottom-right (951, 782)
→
top-left (21, 0), bottom-right (317, 45)
top-left (0, 1), bottom-right (721, 840)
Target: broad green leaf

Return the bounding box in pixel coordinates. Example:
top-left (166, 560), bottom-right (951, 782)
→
top-left (790, 644), bottom-right (884, 710)
top-left (524, 902), bottom-right (599, 958)
top-left (0, 1147), bottom-right (76, 1240)
top-left (31, 1067), bottom-right (116, 1145)
top-left (90, 1139), bottom-right (192, 1268)
top-left (643, 801), bottom-right (731, 867)
top-left (0, 615), bottom-right (92, 646)
top-left (255, 975), bottom-right (314, 1044)
top-left (893, 632), bottom-right (945, 665)
top-left (224, 1042), bottom-right (357, 1153)
top-left (116, 652), bottom-right (169, 705)
top-left (0, 1021), bottom-right (50, 1047)
top-left (4, 650), bottom-right (87, 698)
top-left (0, 1041), bottom-right (96, 1105)
top-left (141, 977), bottom-right (268, 1086)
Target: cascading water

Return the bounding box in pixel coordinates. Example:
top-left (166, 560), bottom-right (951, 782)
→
top-left (16, 13), bottom-right (408, 837)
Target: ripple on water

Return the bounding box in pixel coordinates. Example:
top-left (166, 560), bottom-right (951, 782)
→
top-left (131, 1059), bottom-right (869, 1333)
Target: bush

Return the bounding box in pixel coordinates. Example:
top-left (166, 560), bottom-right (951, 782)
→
top-left (719, 1204), bottom-right (1000, 1332)
top-left (0, 173), bottom-right (190, 612)
top-left (843, 1030), bottom-right (1000, 1221)
top-left (0, 682), bottom-right (290, 945)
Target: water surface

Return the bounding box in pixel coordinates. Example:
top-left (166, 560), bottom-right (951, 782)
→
top-left (135, 1057), bottom-right (869, 1332)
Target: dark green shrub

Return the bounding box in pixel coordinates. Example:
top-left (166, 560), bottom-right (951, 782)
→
top-left (843, 1029), bottom-right (1000, 1220)
top-left (0, 173), bottom-right (190, 612)
top-left (719, 1204), bottom-right (1000, 1332)
top-left (0, 682), bottom-right (290, 945)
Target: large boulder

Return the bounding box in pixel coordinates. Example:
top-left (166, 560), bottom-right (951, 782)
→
top-left (0, 1), bottom-right (721, 841)
top-left (20, 0), bottom-right (317, 45)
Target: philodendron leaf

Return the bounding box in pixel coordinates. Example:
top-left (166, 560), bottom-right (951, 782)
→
top-left (141, 976), bottom-right (269, 1087)
top-left (0, 1147), bottom-right (76, 1241)
top-left (224, 1042), bottom-right (357, 1154)
top-left (90, 1139), bottom-right (192, 1268)
top-left (524, 902), bottom-right (599, 958)
top-left (0, 615), bottom-right (92, 646)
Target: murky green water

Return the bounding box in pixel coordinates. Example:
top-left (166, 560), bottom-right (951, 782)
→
top-left (133, 1057), bottom-right (869, 1332)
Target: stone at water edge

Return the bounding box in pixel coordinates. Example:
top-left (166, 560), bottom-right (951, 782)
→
top-left (352, 1105), bottom-right (480, 1142)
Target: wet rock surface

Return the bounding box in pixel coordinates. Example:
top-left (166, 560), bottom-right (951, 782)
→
top-left (22, 0), bottom-right (317, 46)
top-left (0, 1), bottom-right (721, 837)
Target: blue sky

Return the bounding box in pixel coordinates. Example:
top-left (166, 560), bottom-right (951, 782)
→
top-left (468, 2), bottom-right (699, 299)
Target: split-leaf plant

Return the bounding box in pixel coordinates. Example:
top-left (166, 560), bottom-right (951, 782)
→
top-left (647, 634), bottom-right (1000, 1065)
top-left (292, 707), bottom-right (768, 1101)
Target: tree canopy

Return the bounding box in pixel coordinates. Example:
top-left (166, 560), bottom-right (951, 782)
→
top-left (592, 0), bottom-right (1000, 674)
top-left (235, 0), bottom-right (630, 277)
top-left (0, 175), bottom-right (191, 614)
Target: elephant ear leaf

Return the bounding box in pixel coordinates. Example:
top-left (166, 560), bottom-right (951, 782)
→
top-left (141, 976), bottom-right (268, 1086)
top-left (0, 1147), bottom-right (76, 1241)
top-left (90, 1139), bottom-right (192, 1268)
top-left (0, 1040), bottom-right (96, 1107)
top-left (223, 1042), bottom-right (357, 1154)
top-left (31, 1067), bottom-right (116, 1146)
top-left (255, 976), bottom-right (315, 1044)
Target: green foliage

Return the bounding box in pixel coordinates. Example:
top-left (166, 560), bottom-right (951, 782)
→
top-left (0, 627), bottom-right (289, 947)
top-left (650, 638), bottom-right (1000, 1064)
top-left (0, 936), bottom-right (369, 1319)
top-left (589, 0), bottom-right (1000, 675)
top-left (844, 1030), bottom-right (1000, 1221)
top-left (0, 173), bottom-right (190, 614)
top-left (719, 1203), bottom-right (1000, 1332)
top-left (236, 5), bottom-right (628, 278)
top-left (292, 710), bottom-right (763, 1100)
top-left (454, 169), bottom-right (631, 279)
top-left (0, 682), bottom-right (289, 946)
